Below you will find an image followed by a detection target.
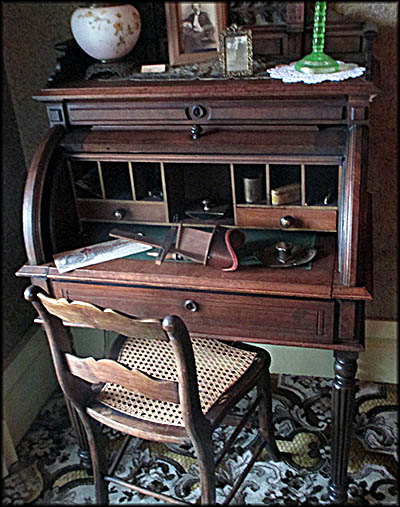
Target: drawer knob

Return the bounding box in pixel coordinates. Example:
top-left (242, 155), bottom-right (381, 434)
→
top-left (184, 299), bottom-right (198, 312)
top-left (280, 215), bottom-right (294, 228)
top-left (113, 208), bottom-right (126, 220)
top-left (190, 124), bottom-right (202, 140)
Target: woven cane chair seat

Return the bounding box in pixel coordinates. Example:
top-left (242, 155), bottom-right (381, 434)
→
top-left (97, 336), bottom-right (257, 426)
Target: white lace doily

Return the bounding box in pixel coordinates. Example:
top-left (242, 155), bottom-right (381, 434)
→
top-left (267, 61), bottom-right (365, 84)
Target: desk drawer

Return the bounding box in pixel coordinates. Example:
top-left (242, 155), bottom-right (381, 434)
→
top-left (52, 283), bottom-right (335, 345)
top-left (77, 199), bottom-right (167, 223)
top-left (66, 98), bottom-right (346, 127)
top-left (236, 206), bottom-right (338, 232)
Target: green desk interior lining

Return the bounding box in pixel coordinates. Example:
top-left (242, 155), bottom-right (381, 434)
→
top-left (123, 226), bottom-right (316, 269)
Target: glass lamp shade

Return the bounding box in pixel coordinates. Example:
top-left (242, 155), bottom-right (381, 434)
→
top-left (71, 4), bottom-right (141, 62)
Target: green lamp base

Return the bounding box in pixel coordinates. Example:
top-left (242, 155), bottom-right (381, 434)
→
top-left (295, 52), bottom-right (340, 74)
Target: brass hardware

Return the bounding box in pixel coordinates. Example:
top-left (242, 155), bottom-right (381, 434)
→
top-left (113, 208), bottom-right (126, 220)
top-left (190, 124), bottom-right (202, 140)
top-left (202, 199), bottom-right (212, 211)
top-left (184, 299), bottom-right (198, 312)
top-left (275, 241), bottom-right (293, 263)
top-left (280, 215), bottom-right (294, 228)
top-left (192, 105), bottom-right (206, 118)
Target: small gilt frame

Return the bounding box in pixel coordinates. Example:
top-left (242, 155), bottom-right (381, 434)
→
top-left (219, 25), bottom-right (253, 77)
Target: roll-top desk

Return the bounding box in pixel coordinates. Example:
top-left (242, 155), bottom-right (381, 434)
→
top-left (17, 53), bottom-right (378, 502)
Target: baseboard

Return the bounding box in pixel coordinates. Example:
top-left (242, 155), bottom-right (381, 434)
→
top-left (2, 318), bottom-right (397, 476)
top-left (2, 326), bottom-right (57, 476)
top-left (262, 320), bottom-right (398, 384)
top-left (3, 327), bottom-right (57, 443)
top-left (359, 320), bottom-right (398, 384)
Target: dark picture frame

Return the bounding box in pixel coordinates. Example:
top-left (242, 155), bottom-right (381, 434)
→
top-left (165, 2), bottom-right (228, 66)
top-left (219, 25), bottom-right (253, 77)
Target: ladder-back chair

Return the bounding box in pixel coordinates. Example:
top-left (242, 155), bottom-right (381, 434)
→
top-left (25, 285), bottom-right (280, 504)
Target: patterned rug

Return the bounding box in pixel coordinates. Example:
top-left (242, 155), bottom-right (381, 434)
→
top-left (2, 375), bottom-right (398, 505)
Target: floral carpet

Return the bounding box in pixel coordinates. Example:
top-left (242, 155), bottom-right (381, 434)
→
top-left (2, 374), bottom-right (398, 505)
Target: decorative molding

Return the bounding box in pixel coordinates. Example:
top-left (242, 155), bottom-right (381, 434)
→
top-left (2, 327), bottom-right (57, 476)
top-left (2, 420), bottom-right (18, 478)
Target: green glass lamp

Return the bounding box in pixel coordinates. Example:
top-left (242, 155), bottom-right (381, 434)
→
top-left (295, 1), bottom-right (339, 74)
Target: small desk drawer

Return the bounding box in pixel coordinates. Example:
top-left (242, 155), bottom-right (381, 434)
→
top-left (77, 199), bottom-right (167, 223)
top-left (236, 206), bottom-right (337, 232)
top-left (53, 283), bottom-right (335, 345)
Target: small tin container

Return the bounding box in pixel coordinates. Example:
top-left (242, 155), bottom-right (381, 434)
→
top-left (271, 182), bottom-right (301, 205)
top-left (243, 176), bottom-right (263, 203)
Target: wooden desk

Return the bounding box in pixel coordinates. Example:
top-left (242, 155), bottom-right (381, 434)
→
top-left (17, 70), bottom-right (377, 503)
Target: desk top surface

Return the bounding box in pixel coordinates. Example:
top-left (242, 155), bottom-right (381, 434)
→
top-left (17, 234), bottom-right (371, 301)
top-left (34, 73), bottom-right (378, 102)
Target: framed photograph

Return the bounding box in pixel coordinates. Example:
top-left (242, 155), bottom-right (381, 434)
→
top-left (165, 2), bottom-right (228, 66)
top-left (219, 25), bottom-right (253, 77)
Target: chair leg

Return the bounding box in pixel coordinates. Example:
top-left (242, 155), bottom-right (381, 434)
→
top-left (257, 371), bottom-right (280, 461)
top-left (77, 409), bottom-right (109, 504)
top-left (189, 425), bottom-right (216, 504)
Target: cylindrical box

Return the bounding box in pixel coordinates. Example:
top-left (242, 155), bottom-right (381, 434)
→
top-left (243, 176), bottom-right (262, 203)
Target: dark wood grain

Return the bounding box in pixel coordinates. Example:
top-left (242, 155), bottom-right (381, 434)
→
top-left (77, 199), bottom-right (167, 223)
top-left (50, 283), bottom-right (336, 345)
top-left (22, 126), bottom-right (65, 265)
top-left (236, 205), bottom-right (337, 231)
top-left (329, 351), bottom-right (359, 504)
top-left (65, 355), bottom-right (179, 404)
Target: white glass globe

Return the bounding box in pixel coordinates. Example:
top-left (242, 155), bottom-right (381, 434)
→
top-left (71, 4), bottom-right (141, 61)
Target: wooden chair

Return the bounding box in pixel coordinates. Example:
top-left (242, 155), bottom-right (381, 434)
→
top-left (25, 285), bottom-right (280, 505)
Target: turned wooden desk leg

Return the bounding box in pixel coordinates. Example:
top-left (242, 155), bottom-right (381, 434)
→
top-left (65, 396), bottom-right (92, 470)
top-left (328, 350), bottom-right (359, 504)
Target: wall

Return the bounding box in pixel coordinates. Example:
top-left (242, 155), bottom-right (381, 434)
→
top-left (2, 2), bottom-right (80, 361)
top-left (332, 2), bottom-right (398, 320)
top-left (1, 69), bottom-right (36, 360)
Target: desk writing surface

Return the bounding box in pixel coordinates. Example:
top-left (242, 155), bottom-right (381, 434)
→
top-left (122, 226), bottom-right (316, 265)
top-left (19, 234), bottom-right (336, 299)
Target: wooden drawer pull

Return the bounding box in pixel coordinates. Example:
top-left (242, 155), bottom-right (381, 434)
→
top-left (184, 299), bottom-right (198, 312)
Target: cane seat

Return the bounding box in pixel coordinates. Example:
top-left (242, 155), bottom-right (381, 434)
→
top-left (98, 335), bottom-right (257, 427)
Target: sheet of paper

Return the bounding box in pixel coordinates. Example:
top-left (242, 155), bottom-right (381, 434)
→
top-left (53, 239), bottom-right (152, 273)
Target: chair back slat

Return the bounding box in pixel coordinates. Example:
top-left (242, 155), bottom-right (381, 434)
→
top-left (38, 293), bottom-right (168, 341)
top-left (65, 354), bottom-right (180, 403)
